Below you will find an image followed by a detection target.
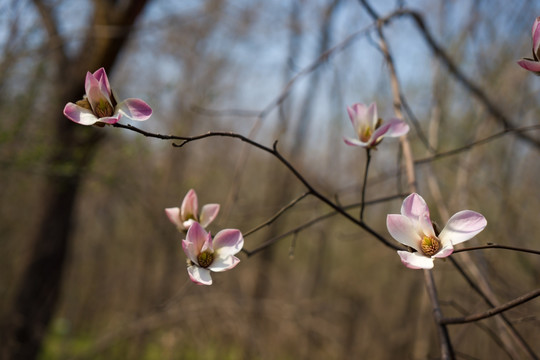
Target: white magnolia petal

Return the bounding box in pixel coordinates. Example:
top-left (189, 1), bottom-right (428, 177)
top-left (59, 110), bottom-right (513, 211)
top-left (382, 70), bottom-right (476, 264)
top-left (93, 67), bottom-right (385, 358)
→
top-left (208, 255), bottom-right (240, 272)
top-left (433, 243), bottom-right (454, 258)
top-left (116, 98), bottom-right (152, 121)
top-left (187, 266), bottom-right (212, 285)
top-left (439, 210), bottom-right (487, 246)
top-left (400, 193), bottom-right (429, 221)
top-left (182, 239), bottom-right (199, 265)
top-left (212, 229), bottom-right (244, 257)
top-left (200, 204), bottom-right (220, 228)
top-left (386, 214), bottom-right (421, 251)
top-left (181, 189), bottom-right (198, 222)
top-left (185, 222), bottom-right (208, 254)
top-left (165, 207), bottom-right (182, 229)
top-left (419, 212), bottom-right (436, 238)
top-left (397, 251), bottom-right (434, 269)
top-left (366, 102), bottom-right (378, 128)
top-left (63, 103), bottom-right (99, 125)
top-left (343, 136), bottom-right (370, 148)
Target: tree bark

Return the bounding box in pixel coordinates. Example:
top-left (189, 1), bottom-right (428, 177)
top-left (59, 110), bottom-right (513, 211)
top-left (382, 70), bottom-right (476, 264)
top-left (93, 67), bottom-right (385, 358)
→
top-left (0, 1), bottom-right (150, 359)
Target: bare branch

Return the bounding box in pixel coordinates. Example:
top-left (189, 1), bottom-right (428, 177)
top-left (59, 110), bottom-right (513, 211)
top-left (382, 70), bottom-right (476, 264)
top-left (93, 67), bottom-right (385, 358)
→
top-left (112, 123), bottom-right (402, 251)
top-left (442, 289), bottom-right (540, 325)
top-left (243, 191), bottom-right (312, 238)
top-left (453, 244), bottom-right (540, 256)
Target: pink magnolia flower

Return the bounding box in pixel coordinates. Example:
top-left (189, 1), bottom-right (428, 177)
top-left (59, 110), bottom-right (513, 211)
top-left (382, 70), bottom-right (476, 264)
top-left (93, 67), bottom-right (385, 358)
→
top-left (165, 189), bottom-right (220, 232)
top-left (63, 67), bottom-right (152, 125)
top-left (182, 222), bottom-right (244, 285)
top-left (518, 17), bottom-right (540, 75)
top-left (344, 102), bottom-right (409, 149)
top-left (386, 193), bottom-right (487, 269)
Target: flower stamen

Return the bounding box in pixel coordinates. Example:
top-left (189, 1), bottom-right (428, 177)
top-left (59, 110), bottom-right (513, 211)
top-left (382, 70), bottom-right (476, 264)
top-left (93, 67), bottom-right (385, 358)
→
top-left (421, 236), bottom-right (441, 256)
top-left (197, 251), bottom-right (214, 268)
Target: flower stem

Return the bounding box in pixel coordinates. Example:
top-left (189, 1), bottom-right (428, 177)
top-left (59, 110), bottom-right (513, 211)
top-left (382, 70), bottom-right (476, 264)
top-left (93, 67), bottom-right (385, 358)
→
top-left (360, 148), bottom-right (372, 221)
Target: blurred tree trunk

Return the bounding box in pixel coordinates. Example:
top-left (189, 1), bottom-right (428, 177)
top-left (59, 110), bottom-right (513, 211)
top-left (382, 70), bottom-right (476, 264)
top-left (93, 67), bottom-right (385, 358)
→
top-left (0, 1), bottom-right (150, 359)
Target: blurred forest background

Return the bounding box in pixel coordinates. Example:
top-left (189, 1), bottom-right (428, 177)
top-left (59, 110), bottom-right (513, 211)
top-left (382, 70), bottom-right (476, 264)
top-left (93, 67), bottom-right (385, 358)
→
top-left (1, 0), bottom-right (540, 359)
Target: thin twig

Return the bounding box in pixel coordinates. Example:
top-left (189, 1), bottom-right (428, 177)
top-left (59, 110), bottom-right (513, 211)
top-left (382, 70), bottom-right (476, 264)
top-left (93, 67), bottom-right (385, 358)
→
top-left (449, 258), bottom-right (538, 359)
top-left (415, 125), bottom-right (540, 165)
top-left (244, 193), bottom-right (407, 256)
top-left (359, 149), bottom-right (371, 221)
top-left (243, 191), bottom-right (312, 238)
top-left (112, 124), bottom-right (401, 251)
top-left (442, 289), bottom-right (540, 325)
top-left (403, 9), bottom-right (540, 150)
top-left (453, 244), bottom-right (540, 256)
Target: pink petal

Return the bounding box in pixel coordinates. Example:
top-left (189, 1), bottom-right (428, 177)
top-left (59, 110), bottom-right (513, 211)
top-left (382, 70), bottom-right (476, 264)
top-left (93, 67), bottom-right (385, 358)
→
top-left (439, 210), bottom-right (487, 246)
top-left (380, 118), bottom-right (409, 138)
top-left (116, 98), bottom-right (152, 121)
top-left (366, 102), bottom-right (378, 128)
top-left (84, 71), bottom-right (96, 96)
top-left (386, 214), bottom-right (421, 251)
top-left (165, 207), bottom-right (182, 228)
top-left (343, 136), bottom-right (370, 148)
top-left (532, 17), bottom-right (540, 57)
top-left (433, 243), bottom-right (454, 258)
top-left (213, 229), bottom-right (244, 257)
top-left (400, 193), bottom-right (429, 221)
top-left (182, 219), bottom-right (196, 230)
top-left (187, 266), bottom-right (212, 285)
top-left (200, 204), bottom-right (220, 228)
top-left (347, 103), bottom-right (368, 128)
top-left (181, 189), bottom-right (198, 222)
top-left (397, 251), bottom-right (434, 269)
top-left (63, 103), bottom-right (99, 125)
top-left (208, 255), bottom-right (240, 272)
top-left (99, 114), bottom-right (121, 124)
top-left (200, 231), bottom-right (213, 253)
top-left (184, 222), bottom-right (208, 256)
top-left (182, 239), bottom-right (199, 265)
top-left (517, 59), bottom-right (540, 73)
top-left (419, 212), bottom-right (436, 239)
top-left (93, 67), bottom-right (111, 96)
top-left (86, 77), bottom-right (113, 115)
top-left (370, 118), bottom-right (409, 145)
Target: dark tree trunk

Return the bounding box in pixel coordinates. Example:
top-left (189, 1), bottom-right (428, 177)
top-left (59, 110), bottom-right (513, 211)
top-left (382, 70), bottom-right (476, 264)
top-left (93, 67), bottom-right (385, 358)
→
top-left (0, 1), bottom-right (150, 359)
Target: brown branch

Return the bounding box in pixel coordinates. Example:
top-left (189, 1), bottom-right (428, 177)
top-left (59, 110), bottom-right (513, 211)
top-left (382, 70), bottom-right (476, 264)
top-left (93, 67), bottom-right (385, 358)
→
top-left (243, 191), bottom-right (311, 238)
top-left (415, 125), bottom-right (540, 165)
top-left (453, 244), bottom-right (540, 256)
top-left (440, 300), bottom-right (514, 358)
top-left (112, 123), bottom-right (401, 251)
top-left (449, 257), bottom-right (538, 359)
top-left (442, 289), bottom-right (540, 325)
top-left (403, 9), bottom-right (540, 151)
top-left (424, 270), bottom-right (455, 359)
top-left (244, 193), bottom-right (407, 256)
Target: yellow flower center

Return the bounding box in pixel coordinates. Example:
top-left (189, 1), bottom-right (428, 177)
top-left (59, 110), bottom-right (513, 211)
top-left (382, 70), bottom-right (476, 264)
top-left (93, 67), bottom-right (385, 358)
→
top-left (360, 126), bottom-right (373, 142)
top-left (420, 236), bottom-right (441, 256)
top-left (197, 251), bottom-right (214, 268)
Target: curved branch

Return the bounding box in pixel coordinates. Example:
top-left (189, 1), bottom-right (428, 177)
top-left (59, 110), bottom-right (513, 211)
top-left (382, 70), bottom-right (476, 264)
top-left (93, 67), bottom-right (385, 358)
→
top-left (244, 193), bottom-right (407, 256)
top-left (112, 123), bottom-right (402, 251)
top-left (453, 244), bottom-right (540, 256)
top-left (243, 191), bottom-right (311, 238)
top-left (403, 10), bottom-right (540, 150)
top-left (415, 125), bottom-right (540, 165)
top-left (442, 289), bottom-right (540, 325)
top-left (449, 257), bottom-right (538, 359)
